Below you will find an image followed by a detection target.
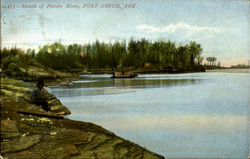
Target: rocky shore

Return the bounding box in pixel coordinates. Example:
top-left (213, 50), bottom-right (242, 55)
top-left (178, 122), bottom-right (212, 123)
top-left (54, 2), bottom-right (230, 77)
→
top-left (1, 78), bottom-right (164, 159)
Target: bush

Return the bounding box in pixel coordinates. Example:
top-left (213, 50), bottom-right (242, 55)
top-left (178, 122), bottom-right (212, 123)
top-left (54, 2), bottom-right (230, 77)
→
top-left (8, 62), bottom-right (18, 71)
top-left (1, 56), bottom-right (19, 70)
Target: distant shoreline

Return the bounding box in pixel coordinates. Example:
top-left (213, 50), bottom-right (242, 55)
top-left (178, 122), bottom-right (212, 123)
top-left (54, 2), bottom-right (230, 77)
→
top-left (206, 68), bottom-right (250, 73)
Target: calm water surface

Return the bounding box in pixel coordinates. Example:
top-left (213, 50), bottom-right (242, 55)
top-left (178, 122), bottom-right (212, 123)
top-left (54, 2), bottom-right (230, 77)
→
top-left (47, 72), bottom-right (249, 158)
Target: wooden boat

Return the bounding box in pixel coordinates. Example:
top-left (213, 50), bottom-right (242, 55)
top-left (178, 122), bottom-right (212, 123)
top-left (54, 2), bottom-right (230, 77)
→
top-left (111, 71), bottom-right (138, 78)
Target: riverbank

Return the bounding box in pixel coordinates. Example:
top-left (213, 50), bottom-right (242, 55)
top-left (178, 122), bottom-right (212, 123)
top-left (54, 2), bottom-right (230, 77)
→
top-left (1, 77), bottom-right (164, 159)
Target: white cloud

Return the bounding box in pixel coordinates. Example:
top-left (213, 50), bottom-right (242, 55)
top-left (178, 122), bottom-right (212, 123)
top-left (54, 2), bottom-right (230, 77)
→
top-left (137, 22), bottom-right (226, 34)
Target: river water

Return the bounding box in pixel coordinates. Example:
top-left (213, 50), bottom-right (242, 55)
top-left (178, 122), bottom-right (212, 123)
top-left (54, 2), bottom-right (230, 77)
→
top-left (47, 72), bottom-right (249, 158)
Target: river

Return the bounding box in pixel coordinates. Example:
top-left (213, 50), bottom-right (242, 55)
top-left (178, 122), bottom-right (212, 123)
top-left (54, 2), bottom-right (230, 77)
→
top-left (47, 72), bottom-right (249, 158)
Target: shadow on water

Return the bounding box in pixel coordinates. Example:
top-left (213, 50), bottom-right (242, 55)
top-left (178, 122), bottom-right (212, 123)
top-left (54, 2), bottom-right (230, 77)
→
top-left (48, 74), bottom-right (204, 97)
top-left (111, 78), bottom-right (200, 88)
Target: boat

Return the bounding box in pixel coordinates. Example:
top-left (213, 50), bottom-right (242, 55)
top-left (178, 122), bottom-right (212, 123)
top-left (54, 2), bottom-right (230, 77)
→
top-left (111, 71), bottom-right (138, 78)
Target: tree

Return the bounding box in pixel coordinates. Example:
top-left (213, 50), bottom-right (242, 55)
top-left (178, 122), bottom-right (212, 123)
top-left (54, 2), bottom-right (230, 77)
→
top-left (206, 57), bottom-right (216, 66)
top-left (217, 61), bottom-right (221, 68)
top-left (189, 41), bottom-right (202, 66)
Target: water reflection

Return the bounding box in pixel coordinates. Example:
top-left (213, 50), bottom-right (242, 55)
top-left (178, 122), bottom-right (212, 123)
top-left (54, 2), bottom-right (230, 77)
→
top-left (112, 78), bottom-right (200, 88)
top-left (48, 74), bottom-right (203, 97)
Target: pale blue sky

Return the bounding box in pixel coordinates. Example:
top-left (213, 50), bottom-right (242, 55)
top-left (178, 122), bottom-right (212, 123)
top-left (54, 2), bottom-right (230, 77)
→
top-left (1, 0), bottom-right (249, 66)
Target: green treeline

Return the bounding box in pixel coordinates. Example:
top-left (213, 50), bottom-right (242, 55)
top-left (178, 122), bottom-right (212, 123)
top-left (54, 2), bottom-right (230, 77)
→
top-left (36, 39), bottom-right (204, 71)
top-left (1, 38), bottom-right (205, 77)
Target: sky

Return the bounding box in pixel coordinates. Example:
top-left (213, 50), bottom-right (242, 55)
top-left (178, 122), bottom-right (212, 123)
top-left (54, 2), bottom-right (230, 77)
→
top-left (1, 0), bottom-right (249, 66)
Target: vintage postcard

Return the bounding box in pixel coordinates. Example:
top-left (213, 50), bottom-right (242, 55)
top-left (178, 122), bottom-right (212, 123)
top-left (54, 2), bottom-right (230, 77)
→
top-left (1, 0), bottom-right (249, 158)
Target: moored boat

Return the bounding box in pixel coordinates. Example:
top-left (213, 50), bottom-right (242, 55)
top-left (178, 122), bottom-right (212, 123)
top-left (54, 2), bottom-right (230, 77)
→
top-left (111, 71), bottom-right (138, 78)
